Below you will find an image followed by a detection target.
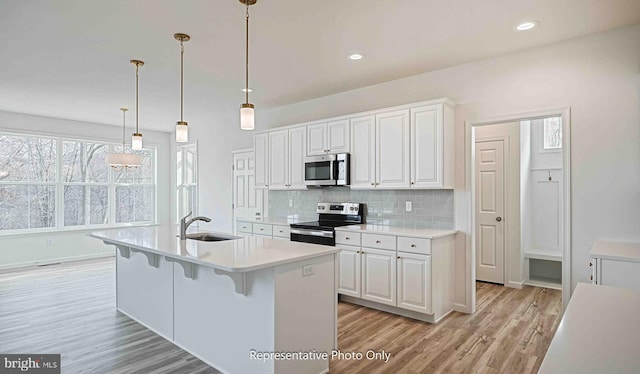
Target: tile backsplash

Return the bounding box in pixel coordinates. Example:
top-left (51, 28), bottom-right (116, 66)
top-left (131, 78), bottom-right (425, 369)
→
top-left (269, 188), bottom-right (454, 229)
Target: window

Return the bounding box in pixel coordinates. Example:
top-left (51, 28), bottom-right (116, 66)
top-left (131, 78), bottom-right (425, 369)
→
top-left (0, 132), bottom-right (156, 233)
top-left (176, 143), bottom-right (198, 222)
top-left (543, 117), bottom-right (562, 150)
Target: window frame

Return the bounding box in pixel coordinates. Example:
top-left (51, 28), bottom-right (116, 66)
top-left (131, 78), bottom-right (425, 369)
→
top-left (540, 116), bottom-right (563, 153)
top-left (0, 130), bottom-right (157, 236)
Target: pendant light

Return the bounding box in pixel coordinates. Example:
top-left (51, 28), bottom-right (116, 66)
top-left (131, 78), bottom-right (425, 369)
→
top-left (106, 108), bottom-right (142, 170)
top-left (174, 33), bottom-right (191, 142)
top-left (240, 0), bottom-right (256, 130)
top-left (130, 59), bottom-right (144, 150)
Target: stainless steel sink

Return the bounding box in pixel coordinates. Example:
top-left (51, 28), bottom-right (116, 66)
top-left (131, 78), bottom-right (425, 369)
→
top-left (185, 233), bottom-right (238, 242)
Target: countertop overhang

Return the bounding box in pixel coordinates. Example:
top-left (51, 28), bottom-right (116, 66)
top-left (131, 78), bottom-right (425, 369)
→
top-left (89, 225), bottom-right (338, 273)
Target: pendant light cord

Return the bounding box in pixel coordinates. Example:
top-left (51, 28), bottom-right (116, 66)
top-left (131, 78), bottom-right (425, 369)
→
top-left (245, 2), bottom-right (249, 104)
top-left (122, 109), bottom-right (126, 149)
top-left (180, 39), bottom-right (184, 122)
top-left (135, 63), bottom-right (140, 133)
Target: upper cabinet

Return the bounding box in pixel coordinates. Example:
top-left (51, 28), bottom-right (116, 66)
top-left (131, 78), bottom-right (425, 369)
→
top-left (254, 133), bottom-right (269, 189)
top-left (350, 110), bottom-right (411, 189)
top-left (410, 104), bottom-right (455, 189)
top-left (307, 120), bottom-right (350, 156)
top-left (253, 98), bottom-right (454, 191)
top-left (376, 109), bottom-right (411, 189)
top-left (268, 126), bottom-right (307, 190)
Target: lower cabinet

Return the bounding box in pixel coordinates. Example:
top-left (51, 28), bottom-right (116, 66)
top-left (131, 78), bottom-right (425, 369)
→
top-left (397, 252), bottom-right (432, 314)
top-left (338, 245), bottom-right (361, 297)
top-left (236, 220), bottom-right (292, 241)
top-left (361, 247), bottom-right (396, 306)
top-left (337, 231), bottom-right (454, 323)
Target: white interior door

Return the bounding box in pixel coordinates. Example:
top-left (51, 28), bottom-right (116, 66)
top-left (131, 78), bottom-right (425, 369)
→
top-left (233, 150), bottom-right (263, 231)
top-left (475, 140), bottom-right (505, 284)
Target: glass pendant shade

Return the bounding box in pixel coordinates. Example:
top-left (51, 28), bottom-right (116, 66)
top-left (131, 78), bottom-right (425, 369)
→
top-left (131, 133), bottom-right (143, 150)
top-left (176, 121), bottom-right (188, 142)
top-left (240, 103), bottom-right (255, 130)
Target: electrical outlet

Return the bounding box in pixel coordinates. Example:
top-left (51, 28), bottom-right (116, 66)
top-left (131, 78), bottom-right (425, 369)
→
top-left (46, 239), bottom-right (53, 246)
top-left (302, 265), bottom-right (314, 277)
top-left (405, 201), bottom-right (412, 212)
top-left (289, 199), bottom-right (293, 207)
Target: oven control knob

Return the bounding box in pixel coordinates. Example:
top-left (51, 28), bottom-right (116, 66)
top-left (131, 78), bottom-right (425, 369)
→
top-left (350, 207), bottom-right (354, 211)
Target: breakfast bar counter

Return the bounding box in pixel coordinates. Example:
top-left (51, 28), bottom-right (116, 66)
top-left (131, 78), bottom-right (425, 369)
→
top-left (90, 225), bottom-right (338, 374)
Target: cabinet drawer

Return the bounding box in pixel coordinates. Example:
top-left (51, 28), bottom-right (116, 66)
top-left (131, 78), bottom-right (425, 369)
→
top-left (362, 233), bottom-right (396, 251)
top-left (336, 231), bottom-right (361, 246)
top-left (272, 224), bottom-right (291, 238)
top-left (252, 223), bottom-right (273, 236)
top-left (397, 236), bottom-right (431, 255)
top-left (237, 222), bottom-right (253, 234)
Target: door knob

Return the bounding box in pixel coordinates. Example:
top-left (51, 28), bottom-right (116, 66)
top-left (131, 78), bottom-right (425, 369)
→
top-left (496, 217), bottom-right (502, 222)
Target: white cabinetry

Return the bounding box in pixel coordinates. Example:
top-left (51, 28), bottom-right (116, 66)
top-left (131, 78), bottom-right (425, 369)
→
top-left (337, 245), bottom-right (361, 297)
top-left (410, 104), bottom-right (454, 189)
top-left (307, 120), bottom-right (350, 156)
top-left (268, 127), bottom-right (306, 190)
top-left (376, 110), bottom-right (411, 189)
top-left (350, 116), bottom-right (376, 188)
top-left (397, 252), bottom-right (432, 314)
top-left (351, 111), bottom-right (411, 190)
top-left (253, 133), bottom-right (269, 189)
top-left (591, 241), bottom-right (640, 292)
top-left (361, 247), bottom-right (397, 306)
top-left (336, 229), bottom-right (455, 323)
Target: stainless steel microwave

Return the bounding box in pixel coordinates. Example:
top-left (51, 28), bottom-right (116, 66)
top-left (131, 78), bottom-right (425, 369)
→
top-left (304, 153), bottom-right (350, 186)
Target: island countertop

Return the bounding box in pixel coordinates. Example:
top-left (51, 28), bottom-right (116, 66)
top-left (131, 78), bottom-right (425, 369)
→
top-left (90, 225), bottom-right (338, 273)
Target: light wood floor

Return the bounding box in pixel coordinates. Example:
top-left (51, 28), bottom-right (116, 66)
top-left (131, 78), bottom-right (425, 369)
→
top-left (0, 258), bottom-right (562, 374)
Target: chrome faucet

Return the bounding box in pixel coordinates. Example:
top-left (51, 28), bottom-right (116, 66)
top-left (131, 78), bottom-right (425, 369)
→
top-left (180, 211), bottom-right (212, 240)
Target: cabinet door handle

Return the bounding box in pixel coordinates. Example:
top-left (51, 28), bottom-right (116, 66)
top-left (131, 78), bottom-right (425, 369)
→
top-left (345, 237), bottom-right (350, 240)
top-left (496, 217), bottom-right (502, 222)
top-left (260, 228), bottom-right (264, 231)
top-left (375, 240), bottom-right (381, 244)
top-left (371, 183), bottom-right (375, 186)
top-left (411, 182), bottom-right (415, 185)
top-left (397, 256), bottom-right (401, 259)
top-left (590, 275), bottom-right (593, 281)
top-left (411, 244), bottom-right (416, 248)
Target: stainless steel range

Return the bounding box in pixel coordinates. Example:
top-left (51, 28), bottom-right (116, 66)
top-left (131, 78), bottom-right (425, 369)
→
top-left (290, 202), bottom-right (364, 246)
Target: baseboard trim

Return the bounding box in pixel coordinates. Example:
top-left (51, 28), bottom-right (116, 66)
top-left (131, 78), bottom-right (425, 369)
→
top-left (340, 295), bottom-right (446, 324)
top-left (0, 252), bottom-right (114, 271)
top-left (506, 280), bottom-right (525, 289)
top-left (453, 302), bottom-right (472, 314)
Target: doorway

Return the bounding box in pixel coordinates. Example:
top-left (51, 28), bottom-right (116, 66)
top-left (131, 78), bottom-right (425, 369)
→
top-left (466, 108), bottom-right (571, 311)
top-left (232, 148), bottom-right (265, 234)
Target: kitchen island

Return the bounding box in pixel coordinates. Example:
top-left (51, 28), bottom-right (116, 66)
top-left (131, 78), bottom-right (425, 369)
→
top-left (90, 226), bottom-right (338, 374)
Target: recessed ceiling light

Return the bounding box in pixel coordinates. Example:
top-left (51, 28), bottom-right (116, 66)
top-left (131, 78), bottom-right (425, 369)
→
top-left (516, 21), bottom-right (538, 31)
top-left (242, 88), bottom-right (253, 93)
top-left (348, 53), bottom-right (364, 61)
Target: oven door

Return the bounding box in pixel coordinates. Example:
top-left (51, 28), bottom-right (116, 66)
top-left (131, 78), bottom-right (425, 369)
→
top-left (304, 155), bottom-right (337, 186)
top-left (290, 228), bottom-right (335, 246)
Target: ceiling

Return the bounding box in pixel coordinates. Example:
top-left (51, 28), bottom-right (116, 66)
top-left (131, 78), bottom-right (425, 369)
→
top-left (1, 0), bottom-right (639, 132)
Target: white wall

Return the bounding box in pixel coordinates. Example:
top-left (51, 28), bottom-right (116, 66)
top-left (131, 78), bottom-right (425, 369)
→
top-left (0, 110), bottom-right (172, 268)
top-left (258, 24), bottom-right (640, 307)
top-left (178, 111), bottom-right (254, 233)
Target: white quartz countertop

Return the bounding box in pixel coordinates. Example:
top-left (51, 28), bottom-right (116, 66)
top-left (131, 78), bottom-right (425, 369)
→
top-left (591, 241), bottom-right (640, 262)
top-left (89, 225), bottom-right (338, 273)
top-left (335, 224), bottom-right (457, 239)
top-left (539, 283), bottom-right (640, 373)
